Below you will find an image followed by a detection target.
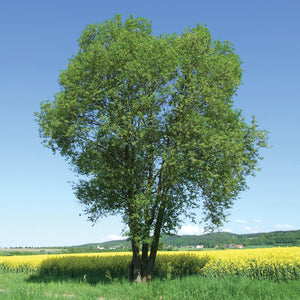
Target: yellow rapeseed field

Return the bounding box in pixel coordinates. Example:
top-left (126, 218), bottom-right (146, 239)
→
top-left (192, 247), bottom-right (300, 281)
top-left (0, 252), bottom-right (131, 273)
top-left (0, 247), bottom-right (299, 281)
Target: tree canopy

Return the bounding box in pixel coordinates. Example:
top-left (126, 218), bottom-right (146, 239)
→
top-left (35, 15), bottom-right (268, 281)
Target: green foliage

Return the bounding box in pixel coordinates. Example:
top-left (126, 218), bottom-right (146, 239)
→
top-left (35, 14), bottom-right (268, 278)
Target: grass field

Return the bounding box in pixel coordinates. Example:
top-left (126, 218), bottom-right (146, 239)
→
top-left (1, 272), bottom-right (300, 300)
top-left (0, 247), bottom-right (299, 299)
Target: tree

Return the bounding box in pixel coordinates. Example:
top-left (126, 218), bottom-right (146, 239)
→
top-left (35, 15), bottom-right (268, 282)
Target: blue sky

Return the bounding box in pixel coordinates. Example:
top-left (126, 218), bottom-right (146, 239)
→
top-left (0, 0), bottom-right (299, 247)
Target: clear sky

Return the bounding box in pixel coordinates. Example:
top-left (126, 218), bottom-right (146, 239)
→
top-left (0, 0), bottom-right (299, 247)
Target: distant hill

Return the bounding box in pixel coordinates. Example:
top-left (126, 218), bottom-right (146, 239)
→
top-left (160, 230), bottom-right (300, 248)
top-left (72, 230), bottom-right (300, 251)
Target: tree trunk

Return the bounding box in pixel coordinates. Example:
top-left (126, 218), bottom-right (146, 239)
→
top-left (141, 242), bottom-right (149, 281)
top-left (129, 162), bottom-right (167, 283)
top-left (130, 239), bottom-right (142, 283)
top-left (145, 234), bottom-right (159, 281)
top-left (143, 201), bottom-right (167, 282)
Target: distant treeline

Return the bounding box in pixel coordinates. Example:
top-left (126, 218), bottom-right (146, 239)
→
top-left (3, 230), bottom-right (298, 256)
top-left (75, 230), bottom-right (300, 251)
top-left (160, 230), bottom-right (300, 249)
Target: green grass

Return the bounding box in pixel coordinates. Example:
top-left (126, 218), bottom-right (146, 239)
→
top-left (0, 272), bottom-right (299, 300)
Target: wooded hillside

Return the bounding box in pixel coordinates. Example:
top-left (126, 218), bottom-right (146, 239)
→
top-left (74, 230), bottom-right (300, 251)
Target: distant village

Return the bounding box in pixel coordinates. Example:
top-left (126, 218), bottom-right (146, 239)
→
top-left (179, 244), bottom-right (245, 249)
top-left (164, 244), bottom-right (245, 250)
top-left (97, 244), bottom-right (245, 250)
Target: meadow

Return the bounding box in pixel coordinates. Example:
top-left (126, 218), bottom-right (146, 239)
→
top-left (0, 247), bottom-right (299, 299)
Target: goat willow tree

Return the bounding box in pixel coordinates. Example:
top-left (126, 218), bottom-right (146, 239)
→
top-left (36, 15), bottom-right (268, 282)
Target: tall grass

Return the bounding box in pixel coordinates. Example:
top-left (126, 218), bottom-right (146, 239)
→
top-left (0, 272), bottom-right (299, 300)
